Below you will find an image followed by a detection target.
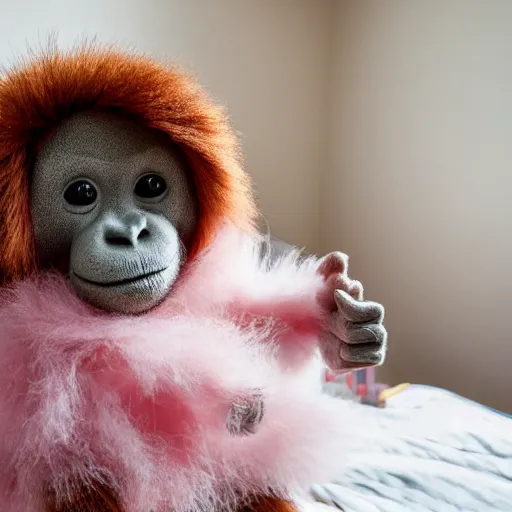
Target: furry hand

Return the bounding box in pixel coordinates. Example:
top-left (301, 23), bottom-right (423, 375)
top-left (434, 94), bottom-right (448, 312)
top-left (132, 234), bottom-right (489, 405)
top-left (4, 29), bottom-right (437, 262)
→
top-left (317, 252), bottom-right (387, 372)
top-left (226, 391), bottom-right (265, 436)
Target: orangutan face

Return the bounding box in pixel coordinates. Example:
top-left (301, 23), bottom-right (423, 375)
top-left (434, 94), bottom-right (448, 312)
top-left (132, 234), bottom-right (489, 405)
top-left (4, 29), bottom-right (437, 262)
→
top-left (31, 111), bottom-right (197, 314)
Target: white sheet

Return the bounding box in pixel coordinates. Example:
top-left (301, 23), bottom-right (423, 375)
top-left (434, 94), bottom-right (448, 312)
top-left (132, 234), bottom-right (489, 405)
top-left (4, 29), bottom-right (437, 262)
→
top-left (308, 385), bottom-right (512, 512)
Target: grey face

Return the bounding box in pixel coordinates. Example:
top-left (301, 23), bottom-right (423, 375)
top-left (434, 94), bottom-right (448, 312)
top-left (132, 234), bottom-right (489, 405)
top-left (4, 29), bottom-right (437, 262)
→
top-left (31, 112), bottom-right (197, 314)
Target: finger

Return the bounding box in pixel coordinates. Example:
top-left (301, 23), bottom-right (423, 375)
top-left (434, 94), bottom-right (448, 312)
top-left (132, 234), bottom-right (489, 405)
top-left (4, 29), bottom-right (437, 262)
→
top-left (318, 273), bottom-right (351, 310)
top-left (244, 393), bottom-right (265, 428)
top-left (319, 331), bottom-right (345, 371)
top-left (330, 273), bottom-right (351, 292)
top-left (348, 324), bottom-right (387, 345)
top-left (334, 289), bottom-right (385, 324)
top-left (339, 341), bottom-right (386, 366)
top-left (328, 313), bottom-right (386, 345)
top-left (319, 331), bottom-right (385, 371)
top-left (348, 280), bottom-right (364, 301)
top-left (226, 392), bottom-right (265, 436)
top-left (317, 252), bottom-right (349, 280)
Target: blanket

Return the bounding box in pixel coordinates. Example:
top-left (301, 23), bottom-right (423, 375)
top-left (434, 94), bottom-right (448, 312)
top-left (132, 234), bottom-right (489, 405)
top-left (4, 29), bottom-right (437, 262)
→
top-left (309, 385), bottom-right (512, 512)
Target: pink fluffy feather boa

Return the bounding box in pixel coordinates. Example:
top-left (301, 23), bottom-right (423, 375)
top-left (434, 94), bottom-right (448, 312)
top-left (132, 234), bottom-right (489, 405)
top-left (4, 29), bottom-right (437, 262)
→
top-left (0, 226), bottom-right (354, 512)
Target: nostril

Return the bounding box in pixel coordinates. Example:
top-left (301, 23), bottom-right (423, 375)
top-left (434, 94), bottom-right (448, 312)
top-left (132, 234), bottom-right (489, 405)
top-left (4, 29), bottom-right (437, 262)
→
top-left (106, 236), bottom-right (132, 246)
top-left (138, 228), bottom-right (150, 240)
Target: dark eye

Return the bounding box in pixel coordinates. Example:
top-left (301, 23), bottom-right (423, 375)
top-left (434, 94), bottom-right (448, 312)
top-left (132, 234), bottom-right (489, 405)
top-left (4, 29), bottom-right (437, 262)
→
top-left (63, 180), bottom-right (97, 206)
top-left (134, 174), bottom-right (167, 199)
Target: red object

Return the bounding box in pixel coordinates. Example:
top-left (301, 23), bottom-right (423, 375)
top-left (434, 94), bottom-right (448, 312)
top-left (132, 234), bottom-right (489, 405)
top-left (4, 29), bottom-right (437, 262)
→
top-left (356, 384), bottom-right (368, 396)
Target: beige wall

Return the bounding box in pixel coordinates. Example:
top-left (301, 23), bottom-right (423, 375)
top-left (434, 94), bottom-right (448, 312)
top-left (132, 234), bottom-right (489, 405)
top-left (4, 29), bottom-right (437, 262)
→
top-left (324, 0), bottom-right (512, 412)
top-left (0, 0), bottom-right (333, 252)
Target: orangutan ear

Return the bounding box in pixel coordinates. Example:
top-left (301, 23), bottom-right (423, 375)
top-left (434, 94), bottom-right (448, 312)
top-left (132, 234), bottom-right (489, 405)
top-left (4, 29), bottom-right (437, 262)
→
top-left (44, 479), bottom-right (124, 512)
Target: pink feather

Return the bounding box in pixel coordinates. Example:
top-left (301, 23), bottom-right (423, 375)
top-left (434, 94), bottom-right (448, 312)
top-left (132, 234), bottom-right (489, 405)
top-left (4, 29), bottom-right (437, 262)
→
top-left (0, 226), bottom-right (352, 512)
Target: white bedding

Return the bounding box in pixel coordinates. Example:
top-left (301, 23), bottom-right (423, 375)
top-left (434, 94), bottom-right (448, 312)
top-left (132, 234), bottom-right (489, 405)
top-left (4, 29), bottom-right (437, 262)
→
top-left (302, 385), bottom-right (512, 512)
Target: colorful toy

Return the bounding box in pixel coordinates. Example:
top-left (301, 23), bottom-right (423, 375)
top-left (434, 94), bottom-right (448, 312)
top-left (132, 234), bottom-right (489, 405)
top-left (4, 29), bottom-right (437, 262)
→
top-left (326, 368), bottom-right (409, 407)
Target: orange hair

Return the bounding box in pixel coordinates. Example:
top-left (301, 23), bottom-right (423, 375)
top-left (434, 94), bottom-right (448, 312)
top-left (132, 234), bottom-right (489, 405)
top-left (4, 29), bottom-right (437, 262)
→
top-left (44, 482), bottom-right (299, 512)
top-left (0, 45), bottom-right (257, 284)
top-left (238, 494), bottom-right (300, 512)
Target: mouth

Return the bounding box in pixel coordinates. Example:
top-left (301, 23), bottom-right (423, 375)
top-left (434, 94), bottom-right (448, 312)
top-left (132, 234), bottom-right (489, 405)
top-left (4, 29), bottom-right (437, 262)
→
top-left (73, 267), bottom-right (168, 287)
